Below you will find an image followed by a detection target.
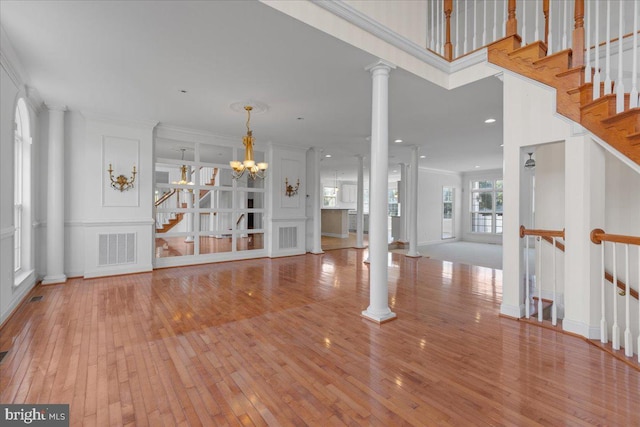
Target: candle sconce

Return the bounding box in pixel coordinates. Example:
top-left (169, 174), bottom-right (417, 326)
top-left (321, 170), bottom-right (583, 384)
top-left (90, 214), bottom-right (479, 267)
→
top-left (108, 163), bottom-right (137, 192)
top-left (285, 178), bottom-right (300, 197)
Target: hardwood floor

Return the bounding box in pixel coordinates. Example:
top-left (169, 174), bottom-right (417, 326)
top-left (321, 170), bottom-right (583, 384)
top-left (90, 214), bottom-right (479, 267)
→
top-left (1, 250), bottom-right (638, 426)
top-left (321, 232), bottom-right (368, 251)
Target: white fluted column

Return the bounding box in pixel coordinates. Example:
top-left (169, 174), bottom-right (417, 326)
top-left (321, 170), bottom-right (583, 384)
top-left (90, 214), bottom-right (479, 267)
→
top-left (406, 146), bottom-right (420, 257)
top-left (311, 147), bottom-right (323, 254)
top-left (356, 155), bottom-right (365, 248)
top-left (362, 60), bottom-right (396, 324)
top-left (399, 163), bottom-right (408, 242)
top-left (42, 105), bottom-right (67, 285)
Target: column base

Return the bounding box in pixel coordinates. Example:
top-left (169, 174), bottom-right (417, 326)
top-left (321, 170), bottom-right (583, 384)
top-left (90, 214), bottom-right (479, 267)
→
top-left (361, 309), bottom-right (397, 324)
top-left (405, 251), bottom-right (421, 258)
top-left (42, 274), bottom-right (67, 285)
top-left (310, 250), bottom-right (324, 255)
top-left (354, 245), bottom-right (367, 249)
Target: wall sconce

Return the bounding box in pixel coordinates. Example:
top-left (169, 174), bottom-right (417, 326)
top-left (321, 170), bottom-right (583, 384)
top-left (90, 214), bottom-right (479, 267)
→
top-left (108, 163), bottom-right (137, 192)
top-left (285, 178), bottom-right (300, 197)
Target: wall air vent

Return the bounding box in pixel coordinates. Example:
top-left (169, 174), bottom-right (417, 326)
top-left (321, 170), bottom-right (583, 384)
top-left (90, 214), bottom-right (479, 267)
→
top-left (98, 233), bottom-right (136, 266)
top-left (278, 226), bottom-right (297, 250)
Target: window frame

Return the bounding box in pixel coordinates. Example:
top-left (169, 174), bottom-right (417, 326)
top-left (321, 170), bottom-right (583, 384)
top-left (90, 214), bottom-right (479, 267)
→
top-left (469, 179), bottom-right (503, 234)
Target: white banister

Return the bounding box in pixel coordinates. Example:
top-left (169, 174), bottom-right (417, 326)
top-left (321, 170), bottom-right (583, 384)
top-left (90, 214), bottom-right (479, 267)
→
top-left (522, 0), bottom-right (527, 45)
top-left (552, 237), bottom-right (557, 326)
top-left (437, 0), bottom-right (441, 54)
top-left (624, 244), bottom-right (632, 356)
top-left (534, 0), bottom-right (540, 42)
top-left (612, 243), bottom-right (620, 350)
top-left (482, 0), bottom-right (487, 46)
top-left (615, 0), bottom-right (625, 113)
top-left (538, 237), bottom-right (543, 322)
top-left (548, 1), bottom-right (554, 54)
top-left (473, 0), bottom-right (478, 50)
top-left (562, 0), bottom-right (568, 50)
top-left (604, 0), bottom-right (612, 95)
top-left (430, 1), bottom-right (435, 51)
top-left (504, 0), bottom-right (508, 37)
top-left (600, 242), bottom-right (608, 343)
top-left (593, 0), bottom-right (601, 99)
top-left (493, 0), bottom-right (497, 41)
top-left (526, 235), bottom-right (531, 318)
top-left (585, 0), bottom-right (591, 84)
top-left (632, 0), bottom-right (639, 108)
top-left (464, 2), bottom-right (469, 54)
top-left (455, 0), bottom-right (460, 57)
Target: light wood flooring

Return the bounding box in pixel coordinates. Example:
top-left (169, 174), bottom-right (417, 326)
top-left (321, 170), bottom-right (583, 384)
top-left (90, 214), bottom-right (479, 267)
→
top-left (1, 249), bottom-right (638, 426)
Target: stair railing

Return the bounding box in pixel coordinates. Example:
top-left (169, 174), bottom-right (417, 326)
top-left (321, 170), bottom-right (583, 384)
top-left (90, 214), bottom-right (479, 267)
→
top-left (520, 225), bottom-right (565, 324)
top-left (591, 229), bottom-right (640, 361)
top-left (427, 0), bottom-right (638, 113)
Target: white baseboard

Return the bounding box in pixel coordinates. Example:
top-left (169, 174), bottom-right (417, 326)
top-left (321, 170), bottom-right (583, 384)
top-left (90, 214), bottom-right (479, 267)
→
top-left (500, 303), bottom-right (524, 318)
top-left (562, 318), bottom-right (601, 339)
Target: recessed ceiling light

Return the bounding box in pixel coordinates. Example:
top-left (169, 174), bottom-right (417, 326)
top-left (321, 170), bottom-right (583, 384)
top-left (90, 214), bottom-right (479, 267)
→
top-left (394, 139), bottom-right (403, 143)
top-left (474, 165), bottom-right (480, 168)
top-left (179, 89), bottom-right (188, 93)
top-left (500, 144), bottom-right (504, 147)
top-left (325, 154), bottom-right (332, 158)
top-left (420, 155), bottom-right (426, 159)
top-left (484, 118), bottom-right (496, 124)
top-left (393, 170), bottom-right (398, 173)
top-left (297, 117), bottom-right (304, 120)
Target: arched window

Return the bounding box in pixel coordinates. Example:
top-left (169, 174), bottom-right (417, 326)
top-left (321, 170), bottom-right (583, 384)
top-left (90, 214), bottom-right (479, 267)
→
top-left (14, 98), bottom-right (30, 274)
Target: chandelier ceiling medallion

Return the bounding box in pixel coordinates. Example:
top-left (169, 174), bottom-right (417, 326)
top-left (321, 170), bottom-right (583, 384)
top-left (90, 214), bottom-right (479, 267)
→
top-left (230, 105), bottom-right (268, 180)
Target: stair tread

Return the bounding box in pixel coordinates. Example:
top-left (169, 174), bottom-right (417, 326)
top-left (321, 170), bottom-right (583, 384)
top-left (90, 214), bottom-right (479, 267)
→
top-left (532, 48), bottom-right (571, 66)
top-left (600, 107), bottom-right (640, 124)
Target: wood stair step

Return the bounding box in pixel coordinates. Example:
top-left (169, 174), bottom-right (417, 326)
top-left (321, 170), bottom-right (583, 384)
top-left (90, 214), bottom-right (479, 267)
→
top-left (487, 34), bottom-right (522, 54)
top-left (600, 107), bottom-right (640, 134)
top-left (507, 40), bottom-right (547, 62)
top-left (627, 131), bottom-right (640, 146)
top-left (532, 48), bottom-right (572, 73)
top-left (531, 297), bottom-right (553, 320)
top-left (580, 94), bottom-right (618, 119)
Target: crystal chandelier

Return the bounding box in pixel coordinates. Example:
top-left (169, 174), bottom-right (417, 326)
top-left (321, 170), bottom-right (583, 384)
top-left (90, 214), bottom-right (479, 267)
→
top-left (230, 106), bottom-right (268, 179)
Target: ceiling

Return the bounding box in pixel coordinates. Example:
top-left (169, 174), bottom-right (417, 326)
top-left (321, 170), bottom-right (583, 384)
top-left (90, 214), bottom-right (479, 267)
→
top-left (0, 0), bottom-right (504, 182)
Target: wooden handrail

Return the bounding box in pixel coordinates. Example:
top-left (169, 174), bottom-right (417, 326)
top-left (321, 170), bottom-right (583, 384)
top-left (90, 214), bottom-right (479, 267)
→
top-left (520, 225), bottom-right (565, 239)
top-left (541, 235), bottom-right (565, 252)
top-left (155, 189), bottom-right (177, 207)
top-left (604, 271), bottom-right (639, 301)
top-left (590, 229), bottom-right (640, 246)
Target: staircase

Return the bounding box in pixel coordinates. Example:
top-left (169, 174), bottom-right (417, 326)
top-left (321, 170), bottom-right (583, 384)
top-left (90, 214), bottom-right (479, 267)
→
top-left (487, 35), bottom-right (639, 165)
top-left (156, 205), bottom-right (186, 233)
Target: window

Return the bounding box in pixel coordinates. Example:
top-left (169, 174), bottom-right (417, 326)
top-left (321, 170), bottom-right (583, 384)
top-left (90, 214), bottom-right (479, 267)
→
top-left (388, 188), bottom-right (398, 216)
top-left (470, 179), bottom-right (503, 234)
top-left (442, 186), bottom-right (455, 239)
top-left (14, 98), bottom-right (30, 274)
top-left (323, 186), bottom-right (338, 207)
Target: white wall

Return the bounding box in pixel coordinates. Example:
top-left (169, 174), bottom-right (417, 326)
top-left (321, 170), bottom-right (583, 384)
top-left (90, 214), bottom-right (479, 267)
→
top-left (268, 144), bottom-right (307, 257)
top-left (416, 168), bottom-right (462, 246)
top-left (461, 168), bottom-right (503, 245)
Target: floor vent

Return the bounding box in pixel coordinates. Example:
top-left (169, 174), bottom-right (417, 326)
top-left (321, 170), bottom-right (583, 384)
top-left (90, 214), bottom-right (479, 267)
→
top-left (30, 296), bottom-right (43, 302)
top-left (0, 351), bottom-right (7, 363)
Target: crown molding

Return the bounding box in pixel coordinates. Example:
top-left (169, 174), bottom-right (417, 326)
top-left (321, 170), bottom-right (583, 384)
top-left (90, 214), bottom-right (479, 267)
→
top-left (0, 24), bottom-right (30, 88)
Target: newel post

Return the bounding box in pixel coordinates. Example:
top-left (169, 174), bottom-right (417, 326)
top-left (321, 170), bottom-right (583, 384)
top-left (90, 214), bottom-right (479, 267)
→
top-left (444, 0), bottom-right (453, 61)
top-left (506, 0), bottom-right (518, 37)
top-left (543, 0), bottom-right (550, 45)
top-left (572, 0), bottom-right (585, 67)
